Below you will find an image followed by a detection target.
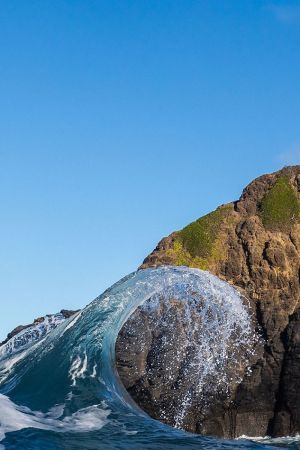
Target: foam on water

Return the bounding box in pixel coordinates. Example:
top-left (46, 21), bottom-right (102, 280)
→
top-left (0, 394), bottom-right (110, 442)
top-left (0, 313), bottom-right (67, 360)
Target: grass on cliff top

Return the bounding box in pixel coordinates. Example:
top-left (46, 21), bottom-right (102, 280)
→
top-left (177, 205), bottom-right (232, 258)
top-left (259, 176), bottom-right (300, 231)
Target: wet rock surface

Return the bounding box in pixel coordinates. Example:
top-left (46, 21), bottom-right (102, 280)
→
top-left (116, 166), bottom-right (300, 438)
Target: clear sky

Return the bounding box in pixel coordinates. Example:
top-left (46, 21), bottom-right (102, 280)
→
top-left (1, 0), bottom-right (300, 339)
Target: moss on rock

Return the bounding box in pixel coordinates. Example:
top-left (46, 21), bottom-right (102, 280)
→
top-left (166, 240), bottom-right (209, 270)
top-left (177, 204), bottom-right (232, 259)
top-left (259, 176), bottom-right (300, 231)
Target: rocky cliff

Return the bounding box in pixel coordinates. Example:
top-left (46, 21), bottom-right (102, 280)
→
top-left (116, 165), bottom-right (300, 438)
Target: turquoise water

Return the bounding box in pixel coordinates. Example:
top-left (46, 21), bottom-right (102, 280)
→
top-left (0, 267), bottom-right (295, 449)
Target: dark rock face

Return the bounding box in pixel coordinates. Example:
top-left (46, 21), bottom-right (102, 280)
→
top-left (116, 289), bottom-right (261, 435)
top-left (116, 166), bottom-right (300, 438)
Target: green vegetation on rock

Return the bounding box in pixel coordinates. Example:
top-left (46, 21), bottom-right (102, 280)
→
top-left (259, 176), bottom-right (300, 231)
top-left (177, 205), bottom-right (232, 258)
top-left (166, 240), bottom-right (210, 270)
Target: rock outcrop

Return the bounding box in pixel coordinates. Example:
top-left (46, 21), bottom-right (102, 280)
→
top-left (116, 165), bottom-right (300, 438)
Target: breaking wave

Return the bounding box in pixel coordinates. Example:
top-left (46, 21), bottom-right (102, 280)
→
top-left (0, 267), bottom-right (287, 449)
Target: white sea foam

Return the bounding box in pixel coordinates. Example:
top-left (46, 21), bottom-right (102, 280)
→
top-left (239, 433), bottom-right (300, 444)
top-left (69, 351), bottom-right (88, 386)
top-left (0, 314), bottom-right (67, 359)
top-left (0, 312), bottom-right (82, 383)
top-left (61, 311), bottom-right (82, 335)
top-left (0, 394), bottom-right (110, 442)
top-left (91, 363), bottom-right (97, 378)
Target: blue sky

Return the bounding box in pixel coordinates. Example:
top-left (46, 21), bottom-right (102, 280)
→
top-left (1, 0), bottom-right (300, 339)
